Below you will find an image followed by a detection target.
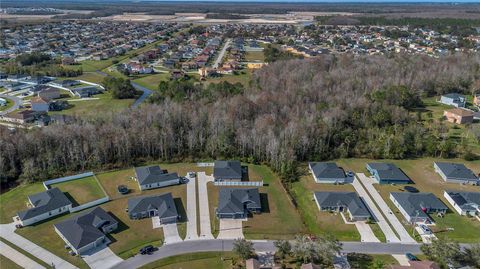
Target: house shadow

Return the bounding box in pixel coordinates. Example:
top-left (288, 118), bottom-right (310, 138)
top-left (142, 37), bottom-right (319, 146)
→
top-left (174, 198), bottom-right (187, 223)
top-left (63, 192), bottom-right (80, 207)
top-left (242, 166), bottom-right (249, 181)
top-left (105, 212), bottom-right (129, 244)
top-left (259, 193), bottom-right (270, 214)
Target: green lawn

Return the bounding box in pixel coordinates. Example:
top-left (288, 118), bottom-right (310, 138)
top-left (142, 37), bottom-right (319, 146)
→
top-left (132, 73), bottom-right (170, 90)
top-left (205, 71), bottom-right (252, 87)
top-left (0, 182), bottom-right (46, 223)
top-left (0, 254), bottom-right (23, 269)
top-left (244, 51), bottom-right (265, 62)
top-left (348, 253), bottom-right (399, 268)
top-left (0, 98), bottom-right (14, 112)
top-left (50, 175), bottom-right (106, 205)
top-left (140, 252), bottom-right (235, 269)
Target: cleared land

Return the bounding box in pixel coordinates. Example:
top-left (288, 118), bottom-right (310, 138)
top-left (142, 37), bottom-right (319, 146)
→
top-left (132, 73), bottom-right (170, 91)
top-left (50, 176), bottom-right (106, 205)
top-left (140, 251), bottom-right (234, 269)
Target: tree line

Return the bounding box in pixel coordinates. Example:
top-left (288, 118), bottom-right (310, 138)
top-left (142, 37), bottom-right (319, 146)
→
top-left (0, 54), bottom-right (479, 186)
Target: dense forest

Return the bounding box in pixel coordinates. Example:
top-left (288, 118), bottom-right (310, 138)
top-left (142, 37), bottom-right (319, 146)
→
top-left (1, 54), bottom-right (479, 186)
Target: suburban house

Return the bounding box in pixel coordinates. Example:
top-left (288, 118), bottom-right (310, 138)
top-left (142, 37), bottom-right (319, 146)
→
top-left (313, 192), bottom-right (371, 221)
top-left (213, 160), bottom-right (243, 182)
top-left (73, 86), bottom-right (102, 98)
top-left (433, 162), bottom-right (479, 185)
top-left (15, 188), bottom-right (72, 226)
top-left (216, 188), bottom-right (262, 219)
top-left (30, 96), bottom-right (51, 112)
top-left (2, 110), bottom-right (39, 124)
top-left (134, 165), bottom-right (181, 190)
top-left (39, 88), bottom-right (61, 100)
top-left (127, 193), bottom-right (179, 223)
top-left (54, 207), bottom-right (118, 255)
top-left (61, 80), bottom-right (80, 87)
top-left (474, 93), bottom-right (480, 107)
top-left (309, 162), bottom-right (348, 184)
top-left (443, 108), bottom-right (474, 124)
top-left (366, 163), bottom-right (411, 184)
top-left (444, 191), bottom-right (480, 216)
top-left (390, 192), bottom-right (448, 224)
top-left (439, 93), bottom-right (466, 107)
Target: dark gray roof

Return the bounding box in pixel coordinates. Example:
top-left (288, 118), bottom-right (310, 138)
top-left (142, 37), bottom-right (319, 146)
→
top-left (445, 191), bottom-right (480, 211)
top-left (54, 207), bottom-right (117, 249)
top-left (443, 93), bottom-right (464, 99)
top-left (217, 188), bottom-right (261, 215)
top-left (309, 162), bottom-right (346, 180)
top-left (435, 162), bottom-right (478, 181)
top-left (367, 163), bottom-right (410, 182)
top-left (135, 165), bottom-right (179, 185)
top-left (391, 192), bottom-right (448, 218)
top-left (17, 188), bottom-right (72, 221)
top-left (314, 192), bottom-right (371, 218)
top-left (214, 160), bottom-right (242, 180)
top-left (128, 193), bottom-right (178, 218)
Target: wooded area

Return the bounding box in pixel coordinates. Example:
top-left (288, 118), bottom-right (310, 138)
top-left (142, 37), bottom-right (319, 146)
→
top-left (1, 54), bottom-right (479, 186)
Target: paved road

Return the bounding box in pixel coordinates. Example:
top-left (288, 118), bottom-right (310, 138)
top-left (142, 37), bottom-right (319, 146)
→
top-left (357, 173), bottom-right (416, 243)
top-left (0, 240), bottom-right (45, 269)
top-left (115, 240), bottom-right (422, 269)
top-left (197, 172), bottom-right (214, 239)
top-left (352, 176), bottom-right (401, 243)
top-left (130, 82), bottom-right (152, 108)
top-left (0, 94), bottom-right (21, 116)
top-left (212, 39), bottom-right (231, 69)
top-left (185, 175), bottom-right (199, 240)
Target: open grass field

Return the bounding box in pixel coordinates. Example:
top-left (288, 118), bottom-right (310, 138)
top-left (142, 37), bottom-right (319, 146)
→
top-left (50, 176), bottom-right (106, 205)
top-left (0, 182), bottom-right (46, 223)
top-left (0, 254), bottom-right (23, 269)
top-left (208, 164), bottom-right (304, 240)
top-left (336, 158), bottom-right (480, 243)
top-left (244, 51), bottom-right (265, 62)
top-left (140, 252), bottom-right (235, 269)
top-left (205, 71), bottom-right (252, 87)
top-left (132, 73), bottom-right (170, 90)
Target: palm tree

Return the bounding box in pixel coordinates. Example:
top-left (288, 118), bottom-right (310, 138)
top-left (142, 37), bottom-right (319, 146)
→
top-left (232, 238), bottom-right (255, 260)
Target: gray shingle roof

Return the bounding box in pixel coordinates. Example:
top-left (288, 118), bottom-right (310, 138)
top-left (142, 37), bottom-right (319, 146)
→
top-left (314, 192), bottom-right (371, 218)
top-left (214, 160), bottom-right (242, 180)
top-left (435, 162), bottom-right (478, 181)
top-left (309, 162), bottom-right (346, 180)
top-left (17, 188), bottom-right (72, 221)
top-left (445, 191), bottom-right (480, 211)
top-left (54, 207), bottom-right (117, 250)
top-left (128, 193), bottom-right (178, 218)
top-left (135, 165), bottom-right (179, 185)
top-left (391, 192), bottom-right (448, 218)
top-left (367, 163), bottom-right (410, 182)
top-left (217, 188), bottom-right (261, 215)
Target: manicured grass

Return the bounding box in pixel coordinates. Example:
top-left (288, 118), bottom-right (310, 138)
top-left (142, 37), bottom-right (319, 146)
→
top-left (132, 73), bottom-right (170, 90)
top-left (50, 176), bottom-right (106, 205)
top-left (0, 98), bottom-right (14, 112)
top-left (290, 167), bottom-right (361, 241)
top-left (0, 182), bottom-right (46, 223)
top-left (73, 72), bottom-right (107, 84)
top-left (337, 158), bottom-right (480, 243)
top-left (348, 253), bottom-right (399, 268)
top-left (140, 252), bottom-right (235, 269)
top-left (0, 254), bottom-right (23, 269)
top-left (205, 71), bottom-right (252, 87)
top-left (0, 238), bottom-right (52, 268)
top-left (244, 51), bottom-right (265, 62)
top-left (369, 223), bottom-right (386, 243)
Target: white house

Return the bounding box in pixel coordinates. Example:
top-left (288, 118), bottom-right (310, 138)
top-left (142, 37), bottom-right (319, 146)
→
top-left (444, 191), bottom-right (480, 216)
top-left (134, 165), bottom-right (181, 191)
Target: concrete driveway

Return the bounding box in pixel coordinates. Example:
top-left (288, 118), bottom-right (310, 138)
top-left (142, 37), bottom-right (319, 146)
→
top-left (197, 172), bottom-right (214, 239)
top-left (392, 254), bottom-right (410, 266)
top-left (185, 174), bottom-right (199, 240)
top-left (0, 240), bottom-right (45, 269)
top-left (415, 226), bottom-right (437, 243)
top-left (352, 177), bottom-right (401, 243)
top-left (354, 222), bottom-right (381, 243)
top-left (162, 223), bottom-right (183, 245)
top-left (81, 244), bottom-right (123, 269)
top-left (217, 219), bottom-right (244, 239)
top-left (356, 174), bottom-right (416, 243)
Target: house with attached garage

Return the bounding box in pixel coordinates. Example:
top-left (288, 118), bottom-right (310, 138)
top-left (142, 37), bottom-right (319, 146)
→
top-left (390, 192), bottom-right (448, 224)
top-left (439, 93), bottom-right (466, 108)
top-left (54, 207), bottom-right (118, 255)
top-left (127, 193), bottom-right (179, 223)
top-left (309, 162), bottom-right (349, 184)
top-left (443, 108), bottom-right (474, 124)
top-left (134, 165), bottom-right (181, 191)
top-left (366, 163), bottom-right (411, 184)
top-left (434, 162), bottom-right (479, 185)
top-left (444, 191), bottom-right (480, 216)
top-left (313, 192), bottom-right (371, 221)
top-left (213, 160), bottom-right (243, 182)
top-left (15, 187), bottom-right (72, 226)
top-left (216, 188), bottom-right (262, 219)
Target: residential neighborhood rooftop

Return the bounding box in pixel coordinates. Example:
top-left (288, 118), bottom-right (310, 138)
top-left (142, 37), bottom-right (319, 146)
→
top-left (17, 187), bottom-right (72, 221)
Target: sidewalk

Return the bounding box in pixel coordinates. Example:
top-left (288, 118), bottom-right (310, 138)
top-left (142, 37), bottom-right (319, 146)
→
top-left (0, 240), bottom-right (45, 269)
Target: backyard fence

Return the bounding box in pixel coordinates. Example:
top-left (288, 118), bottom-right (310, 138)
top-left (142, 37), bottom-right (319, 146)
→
top-left (197, 162), bottom-right (214, 167)
top-left (70, 197), bottom-right (110, 213)
top-left (213, 181), bottom-right (263, 187)
top-left (43, 172), bottom-right (95, 189)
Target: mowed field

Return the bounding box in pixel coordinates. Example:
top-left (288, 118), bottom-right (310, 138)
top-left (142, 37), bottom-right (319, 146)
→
top-left (50, 175), bottom-right (106, 205)
top-left (140, 252), bottom-right (235, 269)
top-left (337, 158), bottom-right (480, 243)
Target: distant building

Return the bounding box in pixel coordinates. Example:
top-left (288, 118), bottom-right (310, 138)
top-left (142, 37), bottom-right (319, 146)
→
top-left (216, 188), bottom-right (261, 219)
top-left (366, 163), bottom-right (411, 184)
top-left (439, 93), bottom-right (466, 108)
top-left (434, 162), bottom-right (478, 185)
top-left (213, 160), bottom-right (243, 182)
top-left (444, 191), bottom-right (480, 216)
top-left (443, 108), bottom-right (474, 124)
top-left (309, 162), bottom-right (348, 184)
top-left (0, 98), bottom-right (7, 106)
top-left (15, 188), bottom-right (72, 226)
top-left (390, 192), bottom-right (448, 224)
top-left (314, 192), bottom-right (371, 221)
top-left (134, 165), bottom-right (181, 191)
top-left (30, 96), bottom-right (50, 112)
top-left (127, 193), bottom-right (179, 223)
top-left (39, 88), bottom-right (61, 100)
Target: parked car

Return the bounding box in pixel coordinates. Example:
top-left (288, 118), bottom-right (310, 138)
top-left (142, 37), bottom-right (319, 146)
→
top-left (188, 172), bottom-right (196, 177)
top-left (117, 185), bottom-right (129, 195)
top-left (139, 245), bottom-right (155, 255)
top-left (406, 253), bottom-right (419, 261)
top-left (419, 224), bottom-right (432, 235)
top-left (346, 171), bottom-right (354, 177)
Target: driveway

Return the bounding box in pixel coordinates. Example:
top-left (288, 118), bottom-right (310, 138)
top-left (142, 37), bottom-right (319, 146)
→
top-left (0, 240), bottom-right (45, 269)
top-left (0, 223), bottom-right (78, 269)
top-left (354, 222), bottom-right (381, 243)
top-left (352, 177), bottom-right (401, 243)
top-left (162, 223), bottom-right (183, 245)
top-left (356, 174), bottom-right (416, 243)
top-left (392, 254), bottom-right (410, 266)
top-left (130, 82), bottom-right (153, 108)
top-left (197, 172), bottom-right (214, 239)
top-left (217, 219), bottom-right (244, 239)
top-left (185, 174), bottom-right (199, 240)
top-left (81, 244), bottom-right (123, 269)
top-left (415, 226), bottom-right (437, 243)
